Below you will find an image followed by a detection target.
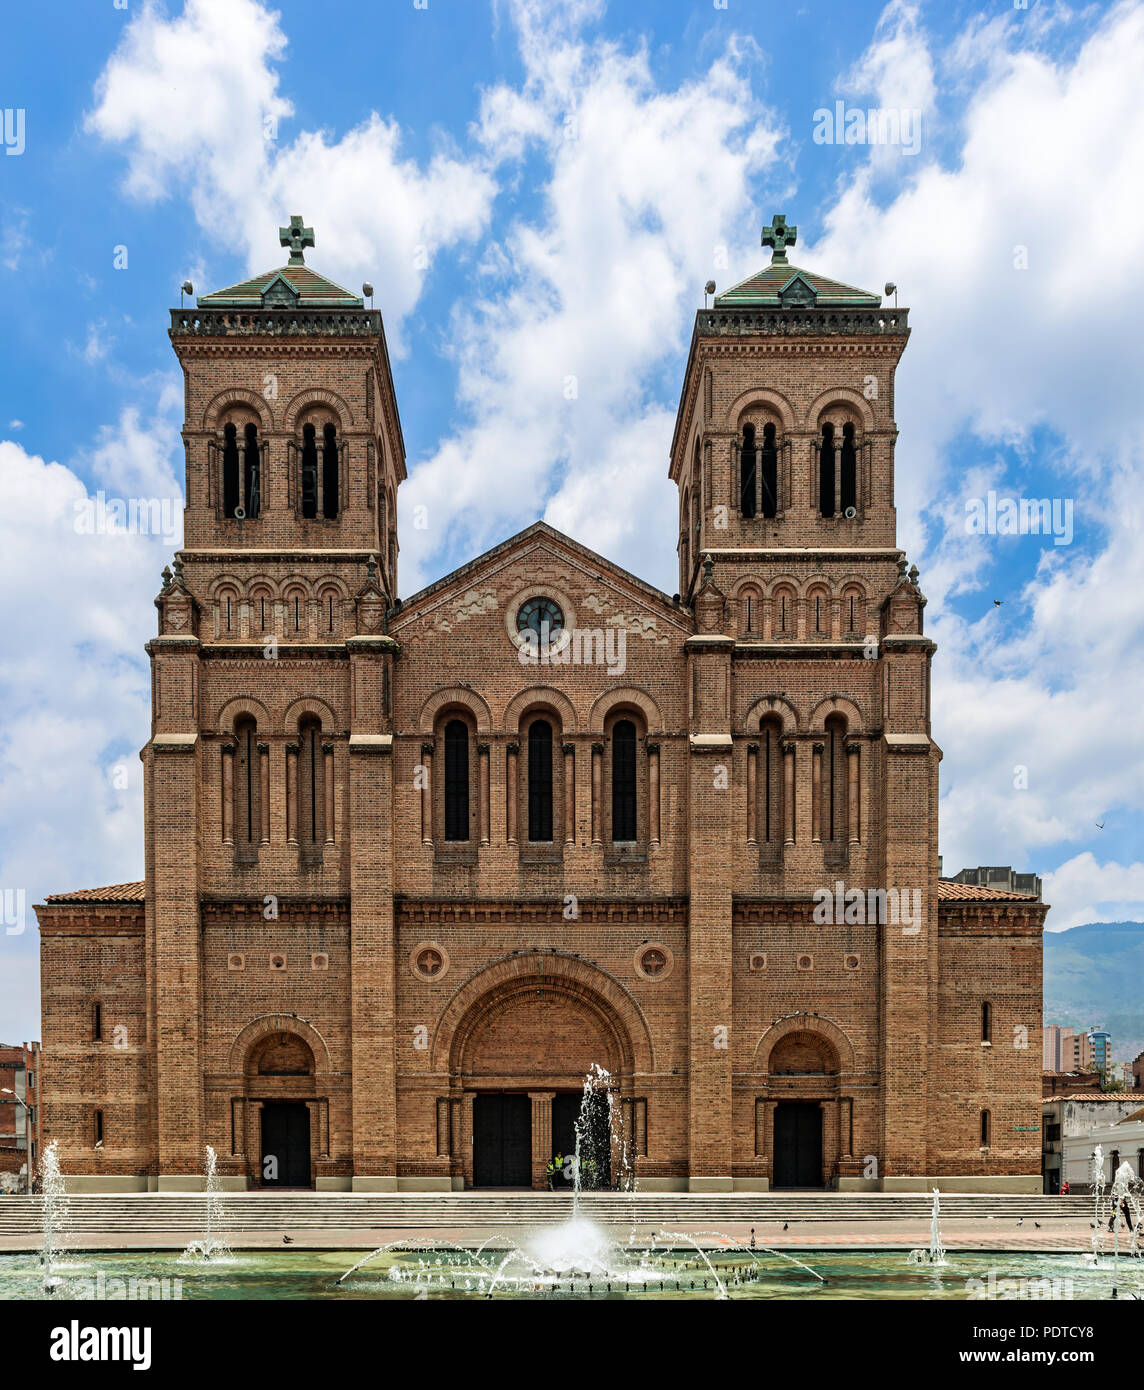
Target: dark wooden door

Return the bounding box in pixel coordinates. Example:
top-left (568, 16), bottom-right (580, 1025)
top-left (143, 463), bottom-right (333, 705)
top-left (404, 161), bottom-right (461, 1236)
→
top-left (551, 1091), bottom-right (611, 1188)
top-left (473, 1094), bottom-right (531, 1187)
top-left (260, 1102), bottom-right (311, 1188)
top-left (773, 1102), bottom-right (822, 1187)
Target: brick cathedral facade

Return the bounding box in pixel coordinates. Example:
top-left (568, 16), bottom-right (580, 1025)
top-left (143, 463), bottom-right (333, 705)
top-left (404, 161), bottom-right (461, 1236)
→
top-left (35, 216), bottom-right (1046, 1192)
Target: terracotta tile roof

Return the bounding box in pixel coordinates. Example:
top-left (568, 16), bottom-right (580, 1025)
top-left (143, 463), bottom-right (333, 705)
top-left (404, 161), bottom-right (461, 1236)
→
top-left (43, 882), bottom-right (145, 904)
top-left (937, 880), bottom-right (1036, 901)
top-left (1045, 1093), bottom-right (1144, 1102)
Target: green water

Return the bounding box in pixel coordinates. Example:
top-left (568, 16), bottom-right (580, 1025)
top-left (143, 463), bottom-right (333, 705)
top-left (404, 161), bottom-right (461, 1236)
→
top-left (1, 1247), bottom-right (1141, 1300)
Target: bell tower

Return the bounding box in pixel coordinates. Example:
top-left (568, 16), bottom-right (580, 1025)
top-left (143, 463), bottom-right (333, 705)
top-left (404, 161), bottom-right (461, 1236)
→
top-left (144, 220), bottom-right (407, 1187)
top-left (672, 214), bottom-right (940, 1190)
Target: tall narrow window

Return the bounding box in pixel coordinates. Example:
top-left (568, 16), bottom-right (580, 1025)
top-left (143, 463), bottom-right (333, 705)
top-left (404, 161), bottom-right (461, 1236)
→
top-left (760, 422), bottom-right (778, 518)
top-left (301, 424), bottom-right (318, 519)
top-left (92, 1002), bottom-right (102, 1042)
top-left (94, 1110), bottom-right (104, 1146)
top-left (824, 714), bottom-right (847, 848)
top-left (612, 719), bottom-right (637, 842)
top-left (760, 716), bottom-right (784, 852)
top-left (223, 423), bottom-right (241, 518)
top-left (840, 421), bottom-right (857, 514)
top-left (528, 719), bottom-right (553, 843)
top-left (819, 422), bottom-right (835, 517)
top-left (234, 716), bottom-right (259, 855)
top-left (981, 1001), bottom-right (993, 1044)
top-left (980, 1110), bottom-right (991, 1147)
top-left (444, 719), bottom-right (470, 842)
top-left (244, 423), bottom-right (261, 519)
top-left (740, 424), bottom-right (757, 518)
top-left (322, 423), bottom-right (339, 519)
top-left (298, 718), bottom-right (323, 849)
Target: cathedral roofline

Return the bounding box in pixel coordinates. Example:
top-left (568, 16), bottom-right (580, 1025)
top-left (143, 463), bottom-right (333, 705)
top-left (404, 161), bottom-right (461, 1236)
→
top-left (394, 519), bottom-right (689, 623)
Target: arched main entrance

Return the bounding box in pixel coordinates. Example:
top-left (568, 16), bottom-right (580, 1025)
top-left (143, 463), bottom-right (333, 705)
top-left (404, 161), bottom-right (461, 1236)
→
top-left (433, 953), bottom-right (652, 1189)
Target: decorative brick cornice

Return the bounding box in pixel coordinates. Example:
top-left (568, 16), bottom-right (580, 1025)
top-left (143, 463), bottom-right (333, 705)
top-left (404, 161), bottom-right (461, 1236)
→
top-left (395, 896), bottom-right (687, 927)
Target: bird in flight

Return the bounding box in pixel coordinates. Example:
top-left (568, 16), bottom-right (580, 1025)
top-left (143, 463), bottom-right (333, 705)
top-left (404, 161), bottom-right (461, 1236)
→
top-left (1096, 821), bottom-right (1106, 830)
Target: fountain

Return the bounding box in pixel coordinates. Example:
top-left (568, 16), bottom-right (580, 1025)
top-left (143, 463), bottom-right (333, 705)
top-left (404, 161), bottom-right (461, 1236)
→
top-left (1107, 1160), bottom-right (1143, 1295)
top-left (907, 1188), bottom-right (947, 1265)
top-left (181, 1146), bottom-right (231, 1261)
top-left (39, 1140), bottom-right (70, 1295)
top-left (337, 1066), bottom-right (822, 1299)
top-left (1090, 1144), bottom-right (1106, 1265)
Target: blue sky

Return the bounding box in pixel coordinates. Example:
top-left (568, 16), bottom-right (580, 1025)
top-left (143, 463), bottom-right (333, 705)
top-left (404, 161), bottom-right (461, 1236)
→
top-left (1, 0), bottom-right (1143, 1045)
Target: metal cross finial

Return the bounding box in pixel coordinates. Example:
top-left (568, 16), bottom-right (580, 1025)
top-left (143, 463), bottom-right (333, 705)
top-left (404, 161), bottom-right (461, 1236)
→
top-left (762, 214), bottom-right (797, 264)
top-left (278, 215), bottom-right (315, 264)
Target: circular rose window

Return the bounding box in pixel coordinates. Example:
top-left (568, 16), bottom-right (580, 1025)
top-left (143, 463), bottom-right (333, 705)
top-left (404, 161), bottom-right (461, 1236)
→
top-left (409, 941), bottom-right (450, 982)
top-left (635, 943), bottom-right (674, 981)
top-left (516, 596), bottom-right (565, 638)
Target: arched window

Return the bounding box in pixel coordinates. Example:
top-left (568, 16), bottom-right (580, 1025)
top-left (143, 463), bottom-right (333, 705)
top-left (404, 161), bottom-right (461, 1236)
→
top-left (740, 424), bottom-right (757, 518)
top-left (323, 423), bottom-right (339, 519)
top-left (981, 1001), bottom-right (993, 1044)
top-left (223, 423), bottom-right (241, 518)
top-left (843, 586), bottom-right (865, 636)
top-left (244, 422), bottom-right (261, 519)
top-left (840, 422), bottom-right (857, 514)
top-left (740, 586), bottom-right (762, 637)
top-left (760, 714), bottom-right (784, 856)
top-left (823, 714), bottom-right (848, 849)
top-left (301, 424), bottom-right (319, 519)
top-left (612, 719), bottom-right (637, 842)
top-left (319, 588), bottom-right (340, 636)
top-left (286, 588), bottom-right (306, 636)
top-left (444, 719), bottom-right (470, 842)
top-left (218, 587), bottom-right (239, 636)
top-left (234, 715), bottom-right (259, 852)
top-left (760, 422), bottom-right (778, 518)
top-left (980, 1110), bottom-right (992, 1147)
top-left (819, 422), bottom-right (835, 518)
top-left (298, 717), bottom-right (323, 849)
top-left (252, 588), bottom-right (273, 636)
top-left (774, 587), bottom-right (794, 637)
top-left (528, 718), bottom-right (553, 843)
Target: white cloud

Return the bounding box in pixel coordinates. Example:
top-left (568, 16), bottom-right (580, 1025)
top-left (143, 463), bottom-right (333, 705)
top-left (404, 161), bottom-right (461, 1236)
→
top-left (400, 23), bottom-right (783, 592)
top-left (87, 0), bottom-right (497, 351)
top-left (799, 2), bottom-right (1144, 927)
top-left (1043, 854), bottom-right (1144, 931)
top-left (0, 407), bottom-right (183, 1043)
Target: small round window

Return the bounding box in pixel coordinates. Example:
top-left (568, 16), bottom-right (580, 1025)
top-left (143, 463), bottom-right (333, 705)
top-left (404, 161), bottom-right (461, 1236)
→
top-left (516, 596), bottom-right (565, 638)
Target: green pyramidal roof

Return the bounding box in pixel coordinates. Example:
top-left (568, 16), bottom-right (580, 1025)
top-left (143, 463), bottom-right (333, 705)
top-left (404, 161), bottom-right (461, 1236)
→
top-left (714, 260), bottom-right (881, 310)
top-left (197, 262), bottom-right (364, 309)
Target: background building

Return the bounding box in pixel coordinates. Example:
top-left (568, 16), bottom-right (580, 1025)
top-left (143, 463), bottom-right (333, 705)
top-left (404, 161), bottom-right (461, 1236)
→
top-left (952, 866), bottom-right (1042, 900)
top-left (0, 1041), bottom-right (39, 1191)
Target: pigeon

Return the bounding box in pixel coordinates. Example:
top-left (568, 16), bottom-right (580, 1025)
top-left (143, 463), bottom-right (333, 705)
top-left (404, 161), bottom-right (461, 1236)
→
top-left (1035, 1222), bottom-right (1041, 1229)
top-left (993, 600), bottom-right (1003, 607)
top-left (1017, 1218), bottom-right (1023, 1226)
top-left (782, 1222), bottom-right (788, 1231)
top-left (283, 1235), bottom-right (294, 1245)
top-left (1096, 821), bottom-right (1106, 830)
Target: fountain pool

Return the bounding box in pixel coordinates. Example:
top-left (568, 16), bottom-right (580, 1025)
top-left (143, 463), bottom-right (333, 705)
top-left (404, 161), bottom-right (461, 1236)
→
top-left (0, 1246), bottom-right (1138, 1301)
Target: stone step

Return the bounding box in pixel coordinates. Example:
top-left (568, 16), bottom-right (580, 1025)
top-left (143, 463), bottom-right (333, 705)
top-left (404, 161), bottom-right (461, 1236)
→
top-left (0, 1193), bottom-right (1093, 1235)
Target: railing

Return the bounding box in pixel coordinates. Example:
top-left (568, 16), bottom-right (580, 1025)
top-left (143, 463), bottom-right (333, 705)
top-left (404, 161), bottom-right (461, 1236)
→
top-left (170, 308), bottom-right (383, 338)
top-left (700, 307), bottom-right (909, 336)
